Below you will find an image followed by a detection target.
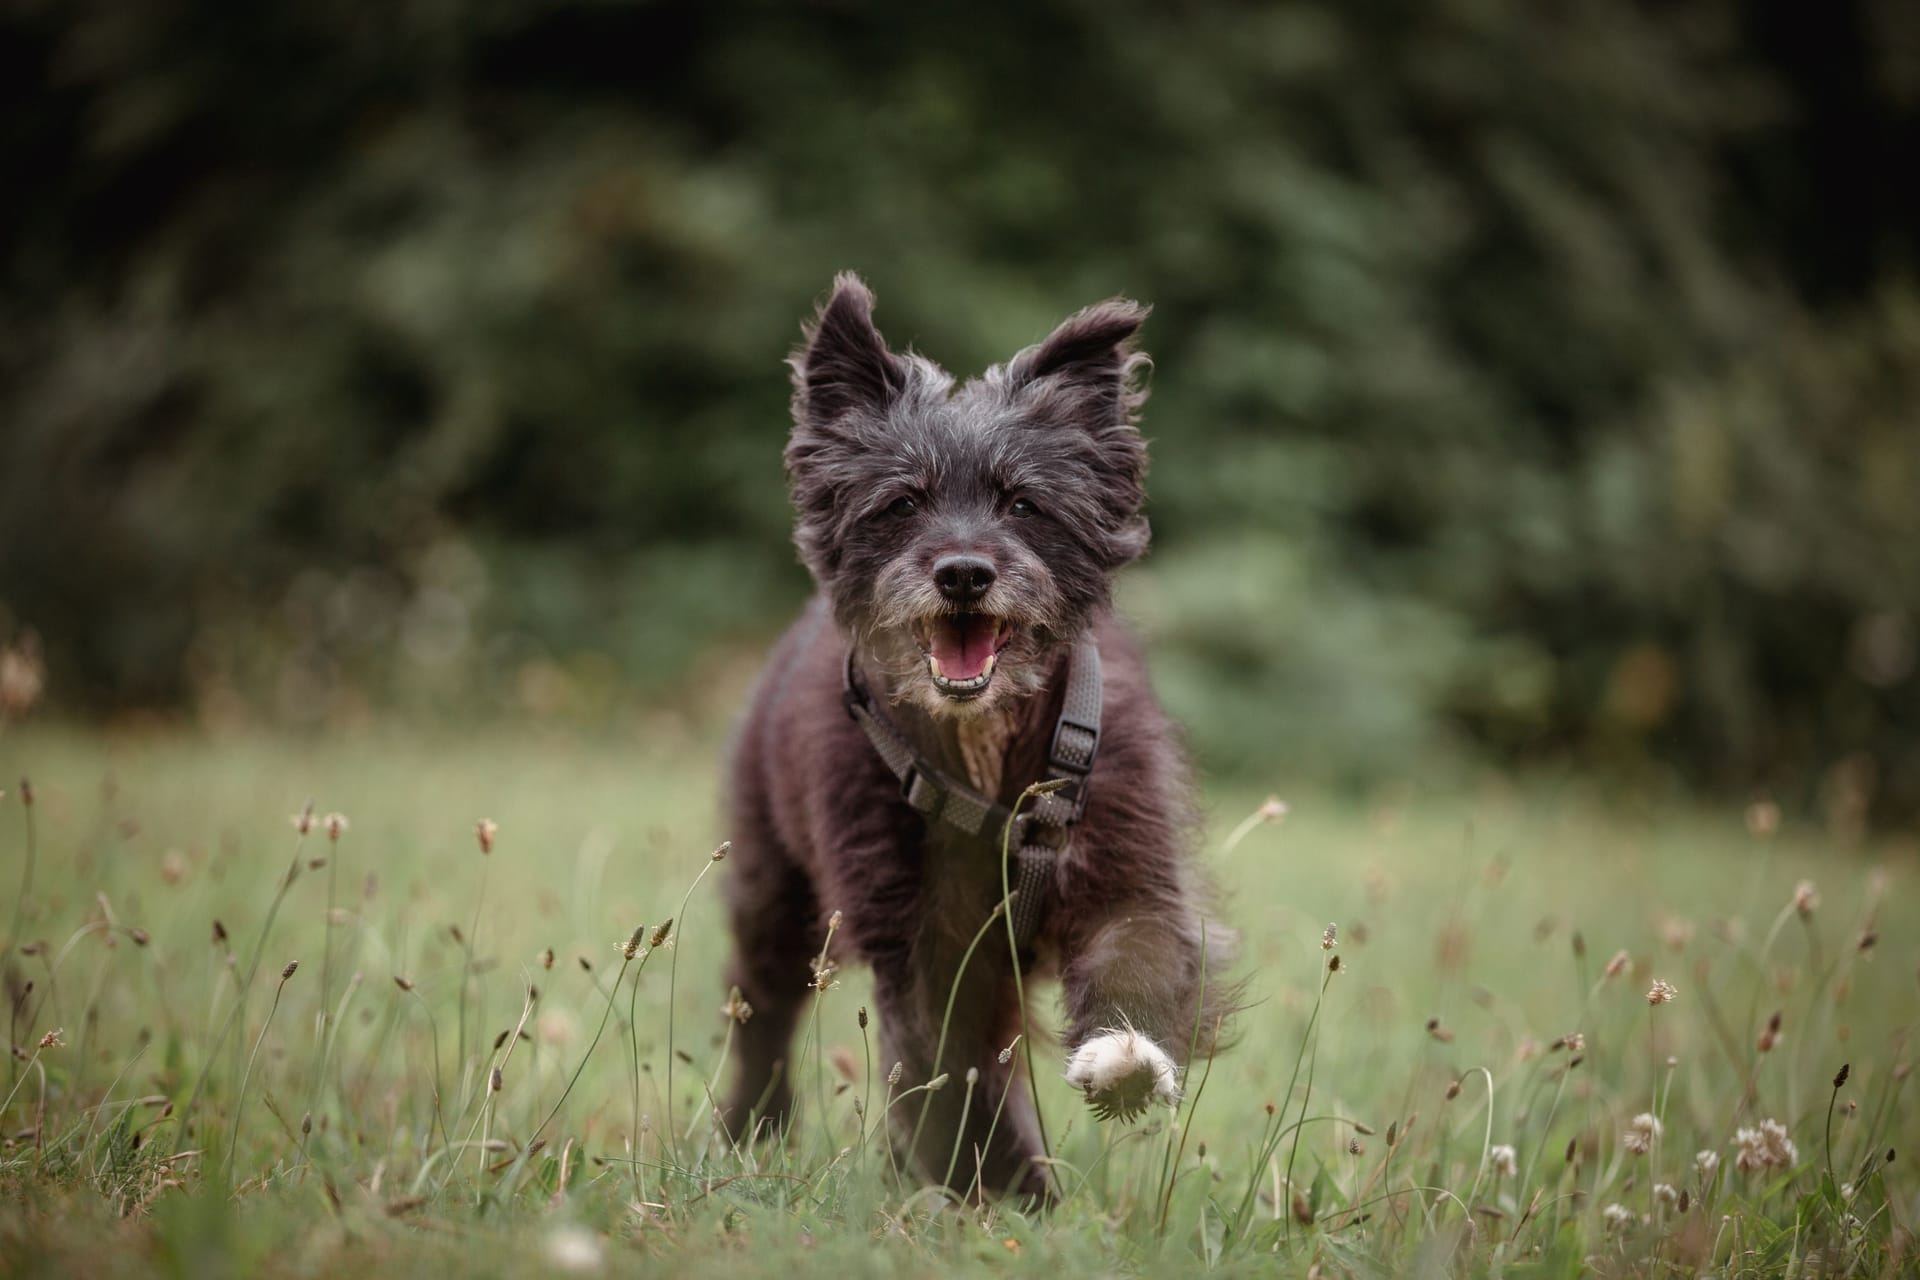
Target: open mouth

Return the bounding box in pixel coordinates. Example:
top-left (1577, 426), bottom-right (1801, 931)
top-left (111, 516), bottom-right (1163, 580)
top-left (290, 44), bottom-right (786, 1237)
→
top-left (916, 614), bottom-right (1017, 700)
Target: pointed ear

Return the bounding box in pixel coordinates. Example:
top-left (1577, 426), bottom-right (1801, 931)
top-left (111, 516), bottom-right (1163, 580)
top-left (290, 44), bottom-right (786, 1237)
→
top-left (789, 272), bottom-right (909, 428)
top-left (1007, 299), bottom-right (1151, 429)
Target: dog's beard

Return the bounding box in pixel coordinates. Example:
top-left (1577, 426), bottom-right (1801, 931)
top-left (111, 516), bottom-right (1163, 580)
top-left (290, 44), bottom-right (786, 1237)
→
top-left (853, 575), bottom-right (1065, 718)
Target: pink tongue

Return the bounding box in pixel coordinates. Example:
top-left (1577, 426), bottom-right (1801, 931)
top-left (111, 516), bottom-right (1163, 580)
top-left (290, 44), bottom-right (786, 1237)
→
top-left (931, 616), bottom-right (996, 679)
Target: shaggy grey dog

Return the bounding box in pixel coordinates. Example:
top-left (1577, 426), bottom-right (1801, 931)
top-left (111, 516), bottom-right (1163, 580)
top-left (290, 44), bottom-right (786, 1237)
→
top-left (721, 273), bottom-right (1235, 1199)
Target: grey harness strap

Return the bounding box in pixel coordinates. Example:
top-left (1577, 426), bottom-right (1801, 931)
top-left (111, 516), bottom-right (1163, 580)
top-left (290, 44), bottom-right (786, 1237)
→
top-left (843, 637), bottom-right (1103, 950)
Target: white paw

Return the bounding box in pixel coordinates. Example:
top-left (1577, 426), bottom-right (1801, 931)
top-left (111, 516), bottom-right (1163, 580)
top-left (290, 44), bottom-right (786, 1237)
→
top-left (1064, 1029), bottom-right (1181, 1122)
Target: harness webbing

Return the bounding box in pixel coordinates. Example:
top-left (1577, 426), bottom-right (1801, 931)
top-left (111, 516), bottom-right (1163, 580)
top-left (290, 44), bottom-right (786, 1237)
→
top-left (843, 637), bottom-right (1103, 949)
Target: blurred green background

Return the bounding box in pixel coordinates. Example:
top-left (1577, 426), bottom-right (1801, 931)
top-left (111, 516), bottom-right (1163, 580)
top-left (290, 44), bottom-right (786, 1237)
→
top-left (2, 0), bottom-right (1917, 821)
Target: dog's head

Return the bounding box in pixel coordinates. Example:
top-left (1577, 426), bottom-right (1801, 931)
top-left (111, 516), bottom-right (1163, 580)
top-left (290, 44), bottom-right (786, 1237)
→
top-left (785, 272), bottom-right (1151, 715)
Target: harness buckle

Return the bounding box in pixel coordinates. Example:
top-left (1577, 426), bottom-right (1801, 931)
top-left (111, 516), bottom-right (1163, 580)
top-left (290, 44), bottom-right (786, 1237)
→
top-left (1048, 714), bottom-right (1100, 776)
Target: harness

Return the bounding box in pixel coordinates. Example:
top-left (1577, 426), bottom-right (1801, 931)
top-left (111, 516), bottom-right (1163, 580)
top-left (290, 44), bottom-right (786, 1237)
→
top-left (842, 637), bottom-right (1103, 950)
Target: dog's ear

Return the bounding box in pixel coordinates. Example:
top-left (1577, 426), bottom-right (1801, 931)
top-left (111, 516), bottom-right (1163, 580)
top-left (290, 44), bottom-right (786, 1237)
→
top-left (1007, 299), bottom-right (1151, 432)
top-left (789, 273), bottom-right (908, 429)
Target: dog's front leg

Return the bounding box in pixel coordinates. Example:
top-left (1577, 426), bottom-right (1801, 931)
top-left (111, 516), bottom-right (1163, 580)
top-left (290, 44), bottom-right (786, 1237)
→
top-left (1056, 900), bottom-right (1234, 1122)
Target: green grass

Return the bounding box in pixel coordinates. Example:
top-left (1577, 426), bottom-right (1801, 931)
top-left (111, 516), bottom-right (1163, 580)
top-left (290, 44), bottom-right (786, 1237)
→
top-left (0, 722), bottom-right (1913, 1277)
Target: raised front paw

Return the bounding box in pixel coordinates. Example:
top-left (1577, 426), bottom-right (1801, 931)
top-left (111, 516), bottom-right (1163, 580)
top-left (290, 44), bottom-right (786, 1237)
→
top-left (1063, 1029), bottom-right (1181, 1122)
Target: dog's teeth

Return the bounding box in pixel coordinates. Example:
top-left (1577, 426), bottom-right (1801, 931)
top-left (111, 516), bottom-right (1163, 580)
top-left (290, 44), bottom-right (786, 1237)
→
top-left (982, 653), bottom-right (996, 677)
top-left (928, 653), bottom-right (943, 678)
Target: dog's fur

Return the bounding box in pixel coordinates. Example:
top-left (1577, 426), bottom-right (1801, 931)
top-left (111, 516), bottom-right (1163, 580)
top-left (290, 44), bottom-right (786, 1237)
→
top-left (721, 273), bottom-right (1235, 1198)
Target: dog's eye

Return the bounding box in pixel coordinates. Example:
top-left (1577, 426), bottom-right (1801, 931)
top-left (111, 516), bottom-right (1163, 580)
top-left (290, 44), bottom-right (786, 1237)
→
top-left (1011, 496), bottom-right (1038, 518)
top-left (887, 495), bottom-right (918, 518)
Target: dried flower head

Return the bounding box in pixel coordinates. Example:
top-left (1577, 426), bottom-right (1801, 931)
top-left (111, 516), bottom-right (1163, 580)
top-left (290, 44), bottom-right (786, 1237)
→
top-left (1623, 1112), bottom-right (1662, 1155)
top-left (0, 635), bottom-right (45, 716)
top-left (1647, 978), bottom-right (1678, 1006)
top-left (1834, 1063), bottom-right (1851, 1089)
top-left (1603, 1203), bottom-right (1635, 1233)
top-left (1490, 1144), bottom-right (1518, 1178)
top-left (1427, 1016), bottom-right (1454, 1044)
top-left (38, 1028), bottom-right (64, 1050)
top-left (1327, 954), bottom-right (1342, 973)
top-left (1257, 796), bottom-right (1289, 822)
top-left (394, 975), bottom-right (415, 992)
top-left (1792, 880), bottom-right (1819, 917)
top-left (887, 1061), bottom-right (903, 1086)
top-left (1758, 1009), bottom-right (1782, 1053)
top-left (1553, 1032), bottom-right (1587, 1054)
top-left (490, 1066), bottom-right (503, 1093)
top-left (1734, 1119), bottom-right (1797, 1172)
top-left (1446, 1079), bottom-right (1462, 1101)
top-left (720, 987), bottom-right (753, 1025)
top-left (1347, 1136), bottom-right (1365, 1156)
top-left (324, 812), bottom-right (349, 842)
top-left (475, 819), bottom-right (498, 855)
top-left (711, 840), bottom-right (731, 861)
top-left (1604, 950), bottom-right (1631, 980)
top-left (1321, 923), bottom-right (1337, 950)
top-left (540, 947), bottom-right (555, 970)
top-left (650, 919), bottom-right (673, 949)
top-left (290, 806), bottom-right (316, 835)
top-left (280, 960), bottom-right (299, 981)
top-left (1654, 1183), bottom-right (1678, 1207)
top-left (623, 926), bottom-right (646, 961)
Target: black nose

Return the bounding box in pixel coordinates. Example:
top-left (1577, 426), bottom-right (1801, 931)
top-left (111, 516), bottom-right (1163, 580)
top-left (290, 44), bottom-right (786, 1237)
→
top-left (933, 555), bottom-right (996, 603)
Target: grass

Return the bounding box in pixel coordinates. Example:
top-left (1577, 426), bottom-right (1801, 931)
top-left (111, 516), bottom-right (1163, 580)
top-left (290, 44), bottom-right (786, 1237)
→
top-left (0, 720), bottom-right (1914, 1277)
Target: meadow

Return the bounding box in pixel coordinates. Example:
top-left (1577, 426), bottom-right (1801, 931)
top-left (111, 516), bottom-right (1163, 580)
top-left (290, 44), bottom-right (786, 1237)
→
top-left (0, 721), bottom-right (1912, 1277)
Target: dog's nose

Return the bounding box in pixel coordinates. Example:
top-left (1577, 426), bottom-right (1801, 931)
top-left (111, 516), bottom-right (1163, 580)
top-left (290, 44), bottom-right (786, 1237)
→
top-left (933, 555), bottom-right (996, 603)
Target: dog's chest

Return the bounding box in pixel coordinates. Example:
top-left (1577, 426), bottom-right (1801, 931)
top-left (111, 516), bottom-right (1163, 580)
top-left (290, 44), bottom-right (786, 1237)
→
top-left (954, 711), bottom-right (1014, 796)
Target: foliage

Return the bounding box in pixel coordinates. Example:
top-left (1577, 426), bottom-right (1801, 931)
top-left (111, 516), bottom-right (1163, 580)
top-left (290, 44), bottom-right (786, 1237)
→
top-left (2, 0), bottom-right (1918, 812)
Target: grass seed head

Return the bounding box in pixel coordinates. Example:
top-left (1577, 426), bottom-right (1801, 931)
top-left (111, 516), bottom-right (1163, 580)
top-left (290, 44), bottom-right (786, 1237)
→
top-left (1321, 923), bottom-right (1337, 950)
top-left (1623, 1112), bottom-right (1662, 1155)
top-left (1605, 950), bottom-right (1630, 980)
top-left (1647, 978), bottom-right (1678, 1005)
top-left (650, 918), bottom-right (673, 949)
top-left (1490, 1143), bottom-right (1517, 1177)
top-left (280, 961), bottom-right (298, 980)
top-left (540, 947), bottom-right (554, 970)
top-left (1734, 1119), bottom-right (1796, 1172)
top-left (1793, 879), bottom-right (1819, 917)
top-left (490, 1066), bottom-right (503, 1093)
top-left (475, 819), bottom-right (497, 855)
top-left (38, 1028), bottom-right (63, 1049)
top-left (290, 803), bottom-right (315, 835)
top-left (623, 926), bottom-right (646, 960)
top-left (1745, 800), bottom-right (1781, 837)
top-left (324, 812), bottom-right (349, 842)
top-left (711, 840), bottom-right (730, 861)
top-left (1834, 1063), bottom-right (1851, 1089)
top-left (394, 975), bottom-right (414, 992)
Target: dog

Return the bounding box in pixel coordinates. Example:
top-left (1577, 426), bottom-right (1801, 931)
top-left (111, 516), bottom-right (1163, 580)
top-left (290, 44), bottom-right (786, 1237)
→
top-left (720, 273), bottom-right (1235, 1199)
